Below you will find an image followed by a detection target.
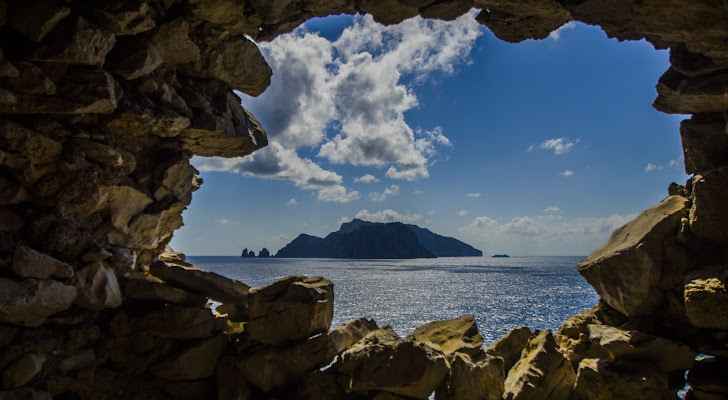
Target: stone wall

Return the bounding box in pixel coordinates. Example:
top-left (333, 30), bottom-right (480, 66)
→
top-left (1, 0), bottom-right (727, 399)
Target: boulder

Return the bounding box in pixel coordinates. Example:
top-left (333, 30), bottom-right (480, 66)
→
top-left (88, 0), bottom-right (156, 35)
top-left (149, 333), bottom-right (228, 381)
top-left (680, 114), bottom-right (728, 174)
top-left (654, 68), bottom-right (728, 114)
top-left (578, 196), bottom-right (689, 317)
top-left (294, 369), bottom-right (347, 400)
top-left (146, 18), bottom-right (200, 65)
top-left (574, 358), bottom-right (675, 400)
top-left (587, 325), bottom-right (696, 372)
top-left (122, 277), bottom-right (208, 307)
top-left (685, 265), bottom-right (728, 330)
top-left (136, 304), bottom-right (217, 340)
top-left (475, 0), bottom-right (572, 43)
top-left (436, 352), bottom-right (505, 400)
top-left (216, 355), bottom-right (252, 400)
top-left (5, 0), bottom-right (70, 41)
top-left (72, 261), bottom-right (122, 310)
top-left (236, 318), bottom-right (378, 392)
top-left (104, 36), bottom-right (162, 80)
top-left (503, 329), bottom-right (575, 400)
top-left (73, 138), bottom-right (124, 167)
top-left (57, 347), bottom-right (95, 373)
top-left (247, 0), bottom-right (298, 24)
top-left (246, 276), bottom-right (333, 346)
top-left (0, 277), bottom-right (76, 327)
top-left (28, 17), bottom-right (116, 67)
top-left (358, 0), bottom-right (418, 26)
top-left (420, 0), bottom-right (473, 21)
top-left (690, 168), bottom-right (728, 245)
top-left (2, 352), bottom-right (46, 389)
top-left (485, 326), bottom-right (532, 372)
top-left (11, 245), bottom-right (73, 279)
top-left (337, 326), bottom-right (449, 399)
top-left (153, 160), bottom-right (200, 203)
top-left (405, 315), bottom-right (483, 357)
top-left (149, 260), bottom-right (249, 304)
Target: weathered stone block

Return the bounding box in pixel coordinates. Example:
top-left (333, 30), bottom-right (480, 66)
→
top-left (5, 0), bottom-right (70, 41)
top-left (574, 358), bottom-right (675, 400)
top-left (436, 352), bottom-right (505, 400)
top-left (122, 277), bottom-right (208, 307)
top-left (2, 352), bottom-right (46, 389)
top-left (420, 0), bottom-right (473, 21)
top-left (690, 168), bottom-right (728, 245)
top-left (359, 0), bottom-right (418, 26)
top-left (485, 326), bottom-right (532, 373)
top-left (89, 0), bottom-right (156, 35)
top-left (104, 36), bottom-right (162, 80)
top-left (72, 261), bottom-right (122, 310)
top-left (337, 326), bottom-right (449, 399)
top-left (654, 68), bottom-right (728, 114)
top-left (405, 315), bottom-right (483, 357)
top-left (146, 19), bottom-right (200, 65)
top-left (578, 196), bottom-right (689, 317)
top-left (11, 245), bottom-right (73, 279)
top-left (149, 260), bottom-right (249, 304)
top-left (246, 275), bottom-right (333, 346)
top-left (136, 304), bottom-right (216, 340)
top-left (475, 0), bottom-right (572, 43)
top-left (29, 17), bottom-right (116, 67)
top-left (685, 265), bottom-right (728, 330)
top-left (149, 334), bottom-right (228, 381)
top-left (680, 115), bottom-right (728, 174)
top-left (503, 329), bottom-right (574, 400)
top-left (0, 278), bottom-right (76, 327)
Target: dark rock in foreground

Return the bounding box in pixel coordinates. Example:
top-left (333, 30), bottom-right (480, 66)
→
top-left (276, 219), bottom-right (482, 259)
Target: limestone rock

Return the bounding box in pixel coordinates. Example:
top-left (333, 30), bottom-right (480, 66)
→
top-left (159, 245), bottom-right (186, 262)
top-left (690, 168), bottom-right (728, 245)
top-left (123, 276), bottom-right (208, 307)
top-left (0, 120), bottom-right (62, 164)
top-left (146, 19), bottom-right (200, 65)
top-left (89, 0), bottom-right (156, 36)
top-left (248, 0), bottom-right (298, 24)
top-left (587, 325), bottom-right (696, 372)
top-left (57, 347), bottom-right (95, 372)
top-left (2, 352), bottom-right (46, 389)
top-left (72, 138), bottom-right (123, 167)
top-left (72, 261), bottom-right (122, 310)
top-left (405, 315), bottom-right (483, 357)
top-left (246, 275), bottom-right (333, 346)
top-left (216, 355), bottom-right (252, 400)
top-left (104, 36), bottom-right (162, 80)
top-left (359, 0), bottom-right (418, 26)
top-left (178, 91), bottom-right (268, 158)
top-left (503, 329), bottom-right (575, 400)
top-left (680, 114), bottom-right (728, 174)
top-left (304, 0), bottom-right (356, 17)
top-left (294, 369), bottom-right (347, 400)
top-left (182, 34), bottom-right (271, 96)
top-left (0, 277), bottom-right (76, 327)
top-left (485, 326), bottom-right (532, 372)
top-left (475, 0), bottom-right (572, 43)
top-left (95, 185), bottom-right (153, 230)
top-left (150, 333), bottom-right (228, 381)
top-left (149, 260), bottom-right (249, 304)
top-left (574, 358), bottom-right (675, 400)
top-left (654, 68), bottom-right (728, 114)
top-left (237, 318), bottom-right (378, 392)
top-left (685, 265), bottom-right (728, 329)
top-left (578, 196), bottom-right (689, 317)
top-left (337, 326), bottom-right (449, 399)
top-left (29, 17), bottom-right (116, 67)
top-left (5, 0), bottom-right (70, 41)
top-left (687, 357), bottom-right (728, 398)
top-left (189, 0), bottom-right (261, 35)
top-left (11, 245), bottom-right (73, 279)
top-left (153, 160), bottom-right (200, 203)
top-left (3, 61), bottom-right (55, 95)
top-left (420, 0), bottom-right (473, 21)
top-left (436, 352), bottom-right (505, 400)
top-left (670, 45), bottom-right (728, 78)
top-left (137, 304), bottom-right (217, 340)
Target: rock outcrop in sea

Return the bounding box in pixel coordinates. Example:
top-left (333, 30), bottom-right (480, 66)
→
top-left (277, 219), bottom-right (481, 259)
top-left (1, 0), bottom-right (728, 399)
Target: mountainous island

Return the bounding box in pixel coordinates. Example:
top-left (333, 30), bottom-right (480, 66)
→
top-left (275, 219), bottom-right (482, 259)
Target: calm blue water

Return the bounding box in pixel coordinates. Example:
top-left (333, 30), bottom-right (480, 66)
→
top-left (189, 256), bottom-right (598, 345)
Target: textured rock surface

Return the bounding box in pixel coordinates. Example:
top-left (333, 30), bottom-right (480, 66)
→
top-left (578, 195), bottom-right (689, 317)
top-left (485, 326), bottom-right (533, 372)
top-left (338, 326), bottom-right (449, 399)
top-left (2, 0), bottom-right (728, 398)
top-left (405, 315), bottom-right (483, 357)
top-left (503, 329), bottom-right (575, 400)
top-left (684, 265), bottom-right (728, 329)
top-left (246, 275), bottom-right (334, 345)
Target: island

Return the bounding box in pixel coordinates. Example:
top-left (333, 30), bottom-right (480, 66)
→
top-left (492, 254), bottom-right (510, 258)
top-left (275, 219), bottom-right (482, 259)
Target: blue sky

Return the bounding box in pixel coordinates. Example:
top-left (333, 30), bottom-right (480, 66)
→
top-left (170, 12), bottom-right (687, 256)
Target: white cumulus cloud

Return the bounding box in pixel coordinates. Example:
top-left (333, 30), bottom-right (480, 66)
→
top-left (369, 184), bottom-right (400, 202)
top-left (560, 170), bottom-right (575, 177)
top-left (354, 174), bottom-right (380, 183)
top-left (354, 209), bottom-right (423, 223)
top-left (544, 206), bottom-right (560, 213)
top-left (459, 210), bottom-right (469, 216)
top-left (287, 198), bottom-right (297, 206)
top-left (548, 21), bottom-right (576, 41)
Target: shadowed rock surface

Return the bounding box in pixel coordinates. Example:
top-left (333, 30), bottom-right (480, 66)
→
top-left (2, 0), bottom-right (728, 398)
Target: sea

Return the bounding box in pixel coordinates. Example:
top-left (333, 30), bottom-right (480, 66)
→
top-left (189, 255), bottom-right (598, 344)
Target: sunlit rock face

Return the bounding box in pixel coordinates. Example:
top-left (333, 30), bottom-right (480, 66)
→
top-left (1, 0), bottom-right (728, 398)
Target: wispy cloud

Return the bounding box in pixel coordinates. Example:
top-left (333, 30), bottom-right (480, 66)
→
top-left (413, 190), bottom-right (424, 195)
top-left (287, 198), bottom-right (297, 206)
top-left (459, 210), bottom-right (469, 216)
top-left (369, 185), bottom-right (400, 202)
top-left (354, 174), bottom-right (380, 183)
top-left (645, 163), bottom-right (658, 172)
top-left (538, 138), bottom-right (580, 155)
top-left (466, 193), bottom-right (481, 198)
top-left (216, 218), bottom-right (239, 225)
top-left (645, 158), bottom-right (683, 173)
top-left (338, 216), bottom-right (352, 225)
top-left (544, 206), bottom-right (560, 213)
top-left (560, 170), bottom-right (574, 177)
top-left (354, 209), bottom-right (423, 223)
top-left (548, 21), bottom-right (576, 41)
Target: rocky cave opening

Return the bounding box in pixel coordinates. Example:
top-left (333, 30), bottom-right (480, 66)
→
top-left (1, 1), bottom-right (727, 399)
